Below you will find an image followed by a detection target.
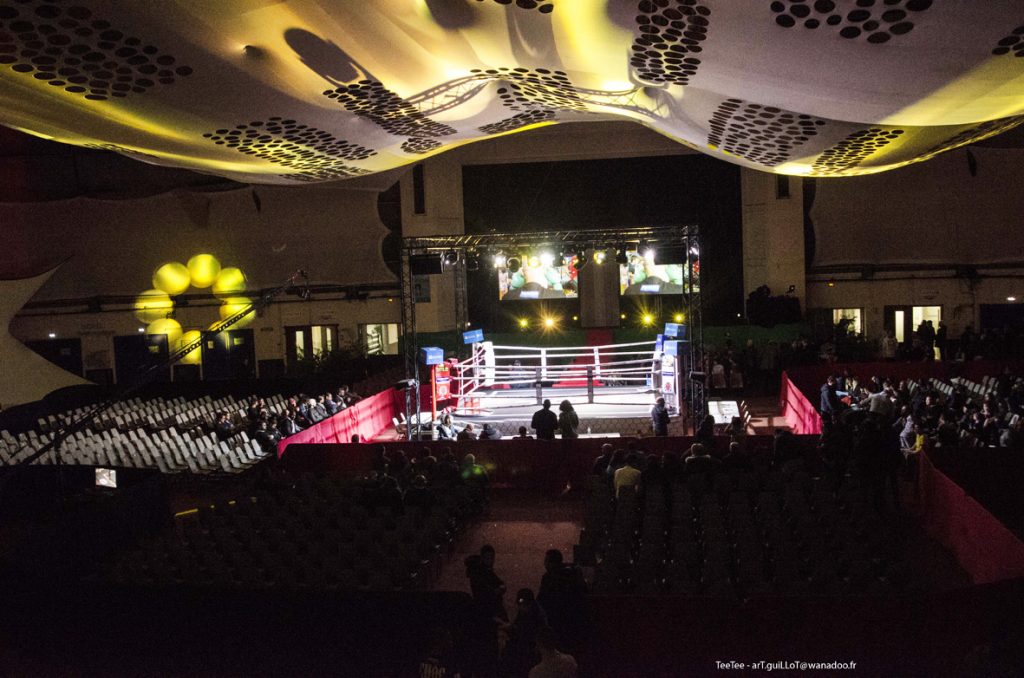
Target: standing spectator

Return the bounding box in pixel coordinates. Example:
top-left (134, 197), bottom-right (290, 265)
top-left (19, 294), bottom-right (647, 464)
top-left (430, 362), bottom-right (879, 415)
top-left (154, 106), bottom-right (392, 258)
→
top-left (465, 544), bottom-right (507, 676)
top-left (694, 414), bottom-right (715, 450)
top-left (592, 443), bottom-right (613, 475)
top-left (684, 443), bottom-right (720, 475)
top-left (558, 401), bottom-right (579, 439)
top-left (935, 321), bottom-right (948, 360)
top-left (820, 375), bottom-right (841, 419)
top-left (531, 400), bottom-right (559, 440)
top-left (529, 626), bottom-right (578, 678)
top-left (537, 549), bottom-right (588, 652)
top-left (613, 453), bottom-right (642, 498)
top-left (880, 330), bottom-right (899, 361)
top-left (650, 397), bottom-right (670, 436)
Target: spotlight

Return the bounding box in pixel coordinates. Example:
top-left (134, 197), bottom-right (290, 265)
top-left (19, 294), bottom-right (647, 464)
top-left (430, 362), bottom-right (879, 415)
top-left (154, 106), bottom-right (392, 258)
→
top-left (572, 315), bottom-right (579, 321)
top-left (507, 257), bottom-right (521, 273)
top-left (787, 284), bottom-right (796, 294)
top-left (442, 249), bottom-right (459, 266)
top-left (48, 332), bottom-right (56, 338)
top-left (539, 251), bottom-right (556, 267)
top-left (620, 313), bottom-right (627, 320)
top-left (137, 327), bottom-right (146, 333)
top-left (643, 248), bottom-right (656, 262)
top-left (615, 247), bottom-right (629, 265)
top-left (518, 318), bottom-right (529, 329)
top-left (1008, 296), bottom-right (1018, 302)
top-left (543, 317), bottom-right (556, 329)
top-left (642, 314), bottom-right (654, 326)
top-left (593, 250), bottom-right (607, 265)
top-left (494, 253), bottom-right (507, 269)
top-left (673, 313), bottom-right (684, 323)
top-left (572, 248), bottom-right (588, 271)
top-left (827, 281), bottom-right (835, 288)
top-left (466, 251), bottom-right (480, 271)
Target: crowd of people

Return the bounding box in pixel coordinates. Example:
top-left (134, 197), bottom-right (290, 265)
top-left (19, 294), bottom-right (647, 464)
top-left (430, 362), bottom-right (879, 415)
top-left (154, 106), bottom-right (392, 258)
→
top-left (213, 385), bottom-right (364, 454)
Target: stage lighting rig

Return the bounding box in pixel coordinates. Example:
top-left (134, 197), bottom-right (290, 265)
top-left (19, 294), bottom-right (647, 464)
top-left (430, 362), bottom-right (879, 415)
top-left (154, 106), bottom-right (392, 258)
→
top-left (593, 249), bottom-right (607, 265)
top-left (507, 256), bottom-right (521, 273)
top-left (494, 252), bottom-right (507, 268)
top-left (442, 249), bottom-right (459, 266)
top-left (615, 246), bottom-right (629, 265)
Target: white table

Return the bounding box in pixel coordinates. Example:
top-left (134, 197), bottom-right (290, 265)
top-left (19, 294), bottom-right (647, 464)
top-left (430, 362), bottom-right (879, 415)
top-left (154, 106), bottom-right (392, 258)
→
top-left (707, 400), bottom-right (740, 425)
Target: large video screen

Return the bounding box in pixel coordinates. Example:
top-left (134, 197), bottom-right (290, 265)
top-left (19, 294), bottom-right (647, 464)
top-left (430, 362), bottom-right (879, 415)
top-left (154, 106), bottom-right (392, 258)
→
top-left (498, 251), bottom-right (579, 300)
top-left (619, 250), bottom-right (696, 295)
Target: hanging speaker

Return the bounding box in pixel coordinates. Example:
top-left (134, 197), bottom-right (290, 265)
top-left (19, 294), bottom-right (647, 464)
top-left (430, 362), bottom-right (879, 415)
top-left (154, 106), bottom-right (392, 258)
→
top-left (409, 254), bottom-right (444, 275)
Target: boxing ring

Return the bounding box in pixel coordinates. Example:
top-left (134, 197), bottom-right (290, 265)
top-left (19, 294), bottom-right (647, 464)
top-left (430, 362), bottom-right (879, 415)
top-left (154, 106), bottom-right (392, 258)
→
top-left (444, 339), bottom-right (685, 426)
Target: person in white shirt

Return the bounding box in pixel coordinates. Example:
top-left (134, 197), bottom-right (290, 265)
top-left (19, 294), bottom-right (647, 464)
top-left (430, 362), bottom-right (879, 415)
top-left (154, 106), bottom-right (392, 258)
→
top-left (880, 330), bottom-right (899, 361)
top-left (529, 626), bottom-right (577, 678)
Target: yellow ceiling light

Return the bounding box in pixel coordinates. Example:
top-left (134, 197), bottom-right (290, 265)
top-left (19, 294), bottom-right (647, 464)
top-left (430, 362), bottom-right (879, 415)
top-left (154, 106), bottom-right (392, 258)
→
top-left (673, 313), bottom-right (684, 323)
top-left (152, 262), bottom-right (191, 296)
top-left (177, 330), bottom-right (202, 365)
top-left (219, 296), bottom-right (255, 327)
top-left (146, 318), bottom-right (183, 345)
top-left (212, 267), bottom-right (247, 298)
top-left (187, 254), bottom-right (221, 289)
top-left (134, 289), bottom-right (174, 323)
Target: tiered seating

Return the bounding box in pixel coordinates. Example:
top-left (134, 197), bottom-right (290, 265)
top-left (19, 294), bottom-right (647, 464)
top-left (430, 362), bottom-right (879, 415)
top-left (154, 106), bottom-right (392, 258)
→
top-left (101, 474), bottom-right (475, 591)
top-left (579, 470), bottom-right (908, 597)
top-left (0, 393), bottom-right (289, 474)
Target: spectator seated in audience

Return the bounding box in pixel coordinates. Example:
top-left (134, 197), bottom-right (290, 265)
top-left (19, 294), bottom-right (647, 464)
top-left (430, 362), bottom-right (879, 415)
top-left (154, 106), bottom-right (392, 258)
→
top-left (253, 420), bottom-right (281, 455)
top-left (479, 423), bottom-right (503, 440)
top-left (457, 423), bottom-right (478, 441)
top-left (405, 474), bottom-right (438, 514)
top-left (214, 411), bottom-right (237, 441)
top-left (501, 588), bottom-right (549, 678)
top-left (684, 443), bottom-right (720, 475)
top-left (436, 414), bottom-right (457, 441)
top-left (514, 426), bottom-right (533, 439)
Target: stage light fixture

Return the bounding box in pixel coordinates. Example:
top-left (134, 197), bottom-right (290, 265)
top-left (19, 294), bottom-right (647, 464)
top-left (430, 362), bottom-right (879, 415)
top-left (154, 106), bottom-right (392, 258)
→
top-left (539, 251), bottom-right (556, 267)
top-left (494, 253), bottom-right (507, 268)
top-left (518, 318), bottom-right (529, 329)
top-left (137, 327), bottom-right (145, 333)
top-left (48, 332), bottom-right (56, 338)
top-left (572, 248), bottom-right (588, 271)
top-left (442, 249), bottom-right (459, 266)
top-left (1008, 296), bottom-right (1017, 302)
top-left (643, 248), bottom-right (656, 262)
top-left (615, 247), bottom-right (629, 265)
top-left (572, 315), bottom-right (579, 321)
top-left (642, 314), bottom-right (654, 326)
top-left (673, 313), bottom-right (684, 323)
top-left (594, 250), bottom-right (607, 265)
top-left (507, 257), bottom-right (521, 273)
top-left (543, 317), bottom-right (556, 329)
top-left (620, 313), bottom-right (627, 320)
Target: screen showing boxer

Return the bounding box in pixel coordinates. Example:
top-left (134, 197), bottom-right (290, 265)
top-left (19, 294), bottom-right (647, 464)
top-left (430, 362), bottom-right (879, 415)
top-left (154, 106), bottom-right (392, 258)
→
top-left (498, 251), bottom-right (579, 300)
top-left (619, 249), bottom-right (694, 296)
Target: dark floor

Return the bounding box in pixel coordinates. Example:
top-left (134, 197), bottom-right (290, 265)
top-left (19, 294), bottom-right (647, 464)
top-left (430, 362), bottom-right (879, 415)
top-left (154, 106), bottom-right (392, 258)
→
top-left (434, 488), bottom-right (585, 599)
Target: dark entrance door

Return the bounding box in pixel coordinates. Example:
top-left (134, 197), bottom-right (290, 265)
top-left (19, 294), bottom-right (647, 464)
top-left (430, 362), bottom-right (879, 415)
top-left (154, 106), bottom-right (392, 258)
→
top-left (202, 329), bottom-right (256, 381)
top-left (113, 334), bottom-right (170, 385)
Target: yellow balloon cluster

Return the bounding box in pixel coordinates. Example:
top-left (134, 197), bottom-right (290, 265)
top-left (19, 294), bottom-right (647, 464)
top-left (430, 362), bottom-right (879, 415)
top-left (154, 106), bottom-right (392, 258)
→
top-left (135, 253), bottom-right (254, 360)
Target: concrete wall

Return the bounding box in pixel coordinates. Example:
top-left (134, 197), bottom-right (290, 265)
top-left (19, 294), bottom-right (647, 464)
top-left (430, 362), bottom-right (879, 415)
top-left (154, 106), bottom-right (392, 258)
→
top-left (741, 169), bottom-right (805, 310)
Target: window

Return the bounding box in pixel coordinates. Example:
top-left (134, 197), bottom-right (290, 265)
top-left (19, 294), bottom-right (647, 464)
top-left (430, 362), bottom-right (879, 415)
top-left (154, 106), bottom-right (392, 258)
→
top-left (286, 325), bottom-right (338, 366)
top-left (360, 323), bottom-right (400, 355)
top-left (912, 305), bottom-right (941, 330)
top-left (833, 308), bottom-right (862, 334)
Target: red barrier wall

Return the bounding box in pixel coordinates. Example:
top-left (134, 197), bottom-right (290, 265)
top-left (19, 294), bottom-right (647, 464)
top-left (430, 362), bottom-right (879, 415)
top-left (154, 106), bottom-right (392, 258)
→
top-left (919, 450), bottom-right (1024, 585)
top-left (779, 370), bottom-right (823, 435)
top-left (277, 388), bottom-right (404, 457)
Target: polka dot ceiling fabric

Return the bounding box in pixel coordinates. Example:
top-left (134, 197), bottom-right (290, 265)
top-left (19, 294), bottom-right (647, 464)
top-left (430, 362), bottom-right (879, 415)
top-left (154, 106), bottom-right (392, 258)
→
top-left (1, 0), bottom-right (1022, 183)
